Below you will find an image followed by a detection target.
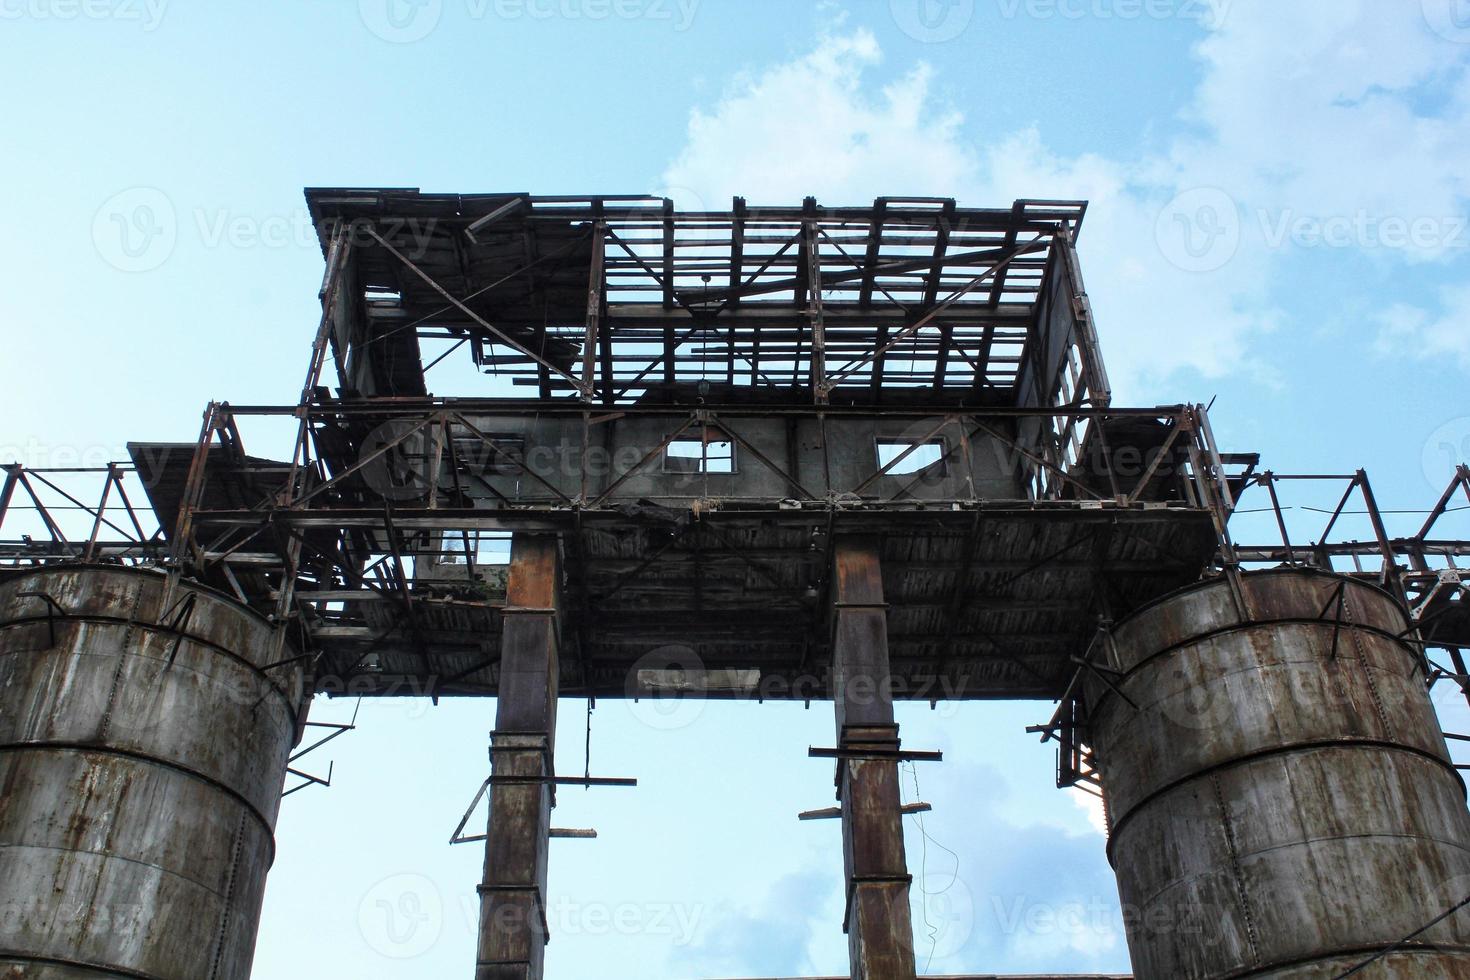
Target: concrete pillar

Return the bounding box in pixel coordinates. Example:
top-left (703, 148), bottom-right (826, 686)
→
top-left (831, 536), bottom-right (917, 980)
top-left (476, 535), bottom-right (561, 980)
top-left (0, 565), bottom-right (305, 980)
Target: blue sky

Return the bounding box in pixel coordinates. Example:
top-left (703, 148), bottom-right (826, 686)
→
top-left (4, 1), bottom-right (1470, 977)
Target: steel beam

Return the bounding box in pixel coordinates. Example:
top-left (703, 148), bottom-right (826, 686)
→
top-left (476, 534), bottom-right (561, 980)
top-left (830, 536), bottom-right (917, 980)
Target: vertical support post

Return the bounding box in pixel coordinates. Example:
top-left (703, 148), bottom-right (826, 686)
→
top-left (477, 534), bottom-right (561, 980)
top-left (831, 536), bottom-right (917, 980)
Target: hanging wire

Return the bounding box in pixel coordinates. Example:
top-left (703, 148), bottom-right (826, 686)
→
top-left (904, 760), bottom-right (960, 973)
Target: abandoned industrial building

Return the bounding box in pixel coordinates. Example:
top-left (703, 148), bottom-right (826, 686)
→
top-left (3, 188), bottom-right (1470, 979)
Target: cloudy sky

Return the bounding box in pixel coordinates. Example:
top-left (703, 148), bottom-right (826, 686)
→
top-left (4, 1), bottom-right (1470, 977)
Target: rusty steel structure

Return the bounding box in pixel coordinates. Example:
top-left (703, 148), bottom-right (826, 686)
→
top-left (3, 189), bottom-right (1470, 979)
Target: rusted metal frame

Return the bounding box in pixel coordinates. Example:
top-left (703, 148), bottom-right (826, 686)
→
top-left (582, 220), bottom-right (607, 400)
top-left (294, 532), bottom-right (397, 605)
top-left (609, 319), bottom-right (707, 401)
top-left (728, 196), bottom-right (746, 308)
top-left (1415, 465), bottom-right (1470, 542)
top-left (25, 469), bottom-right (136, 545)
top-left (1260, 472), bottom-right (1296, 564)
top-left (928, 202), bottom-right (957, 390)
top-left (1313, 476), bottom-right (1362, 552)
top-left (604, 225), bottom-right (694, 314)
top-left (708, 238), bottom-right (1033, 307)
top-left (1196, 402), bottom-right (1233, 510)
top-left (450, 413), bottom-right (573, 506)
top-left (804, 218), bottom-right (829, 402)
top-left (1084, 410), bottom-right (1123, 500)
top-left (661, 199), bottom-right (675, 310)
top-left (365, 226), bottom-right (587, 395)
top-left (1357, 470), bottom-right (1404, 598)
top-left (850, 415), bottom-right (954, 497)
top-left (710, 414), bottom-right (819, 500)
top-left (1184, 427), bottom-right (1244, 612)
top-left (289, 414), bottom-right (435, 509)
top-left (0, 464), bottom-right (19, 528)
top-left (587, 415), bottom-right (698, 507)
top-left (423, 336), bottom-right (468, 375)
top-left (109, 467), bottom-right (150, 544)
top-left (711, 235), bottom-right (793, 312)
top-left (285, 223), bottom-right (351, 506)
top-left (969, 414), bottom-right (1106, 501)
top-left (82, 464), bottom-right (118, 561)
top-left (379, 503), bottom-right (432, 670)
top-left (426, 417), bottom-right (446, 510)
top-left (720, 236), bottom-right (800, 380)
top-left (817, 226), bottom-right (910, 315)
top-left (820, 233), bottom-right (1049, 393)
top-left (379, 231), bottom-right (593, 357)
top-left (198, 514), bottom-right (277, 570)
top-left (13, 471), bottom-right (68, 545)
top-left (1055, 221), bottom-right (1112, 406)
top-left (1123, 422), bottom-right (1184, 505)
top-left (168, 403), bottom-right (223, 576)
top-left (987, 201), bottom-right (1023, 307)
top-left (969, 321), bottom-right (998, 396)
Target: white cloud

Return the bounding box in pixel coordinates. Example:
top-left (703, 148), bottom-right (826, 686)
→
top-left (658, 6), bottom-right (1470, 399)
top-left (1376, 284), bottom-right (1470, 367)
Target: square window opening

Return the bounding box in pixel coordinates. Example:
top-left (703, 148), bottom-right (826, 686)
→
top-left (876, 438), bottom-right (947, 476)
top-left (664, 431), bottom-right (735, 474)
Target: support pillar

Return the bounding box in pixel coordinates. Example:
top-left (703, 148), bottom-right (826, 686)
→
top-left (476, 534), bottom-right (561, 980)
top-left (831, 536), bottom-right (917, 980)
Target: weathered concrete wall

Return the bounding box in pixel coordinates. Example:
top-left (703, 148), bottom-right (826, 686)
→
top-left (435, 413), bottom-right (1027, 504)
top-left (0, 566), bottom-right (304, 980)
top-left (1088, 569), bottom-right (1470, 979)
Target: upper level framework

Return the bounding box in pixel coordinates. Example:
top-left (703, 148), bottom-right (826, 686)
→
top-left (304, 189), bottom-right (1108, 410)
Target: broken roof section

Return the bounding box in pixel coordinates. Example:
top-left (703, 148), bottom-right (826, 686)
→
top-left (303, 188), bottom-right (1107, 409)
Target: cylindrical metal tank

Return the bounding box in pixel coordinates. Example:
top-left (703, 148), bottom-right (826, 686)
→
top-left (0, 565), bottom-right (305, 980)
top-left (1087, 568), bottom-right (1470, 979)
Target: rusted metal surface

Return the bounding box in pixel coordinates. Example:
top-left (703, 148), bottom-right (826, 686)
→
top-left (0, 565), bottom-right (304, 980)
top-left (1086, 569), bottom-right (1470, 979)
top-left (832, 537), bottom-right (917, 980)
top-left (476, 535), bottom-right (561, 980)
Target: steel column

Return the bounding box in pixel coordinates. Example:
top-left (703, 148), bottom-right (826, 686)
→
top-left (476, 534), bottom-right (561, 980)
top-left (831, 536), bottom-right (917, 980)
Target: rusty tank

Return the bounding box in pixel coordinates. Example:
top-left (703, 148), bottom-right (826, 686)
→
top-left (0, 565), bottom-right (304, 979)
top-left (1086, 568), bottom-right (1470, 979)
